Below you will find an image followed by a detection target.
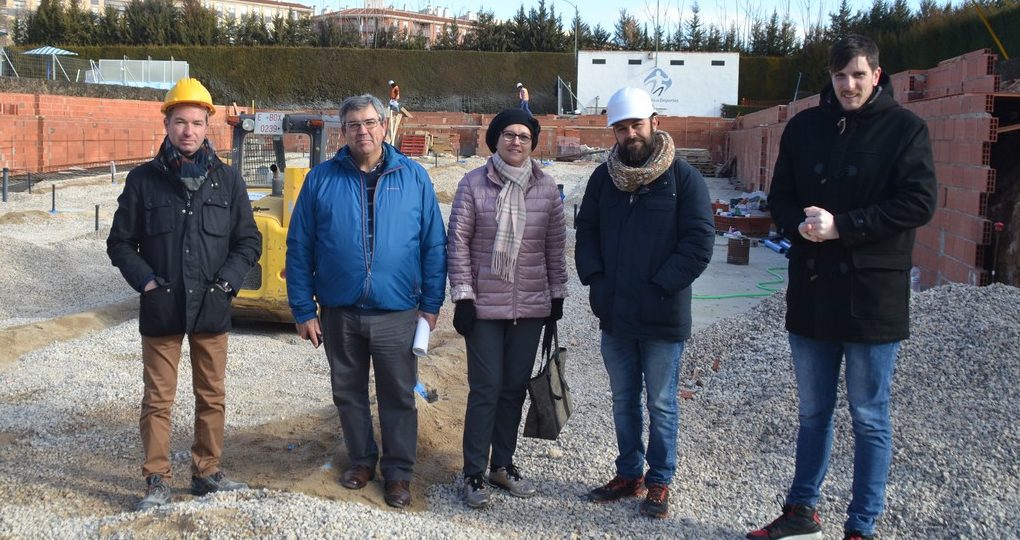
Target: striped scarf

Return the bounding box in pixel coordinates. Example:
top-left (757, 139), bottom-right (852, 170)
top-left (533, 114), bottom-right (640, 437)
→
top-left (607, 130), bottom-right (675, 193)
top-left (158, 136), bottom-right (214, 192)
top-left (490, 153), bottom-right (532, 283)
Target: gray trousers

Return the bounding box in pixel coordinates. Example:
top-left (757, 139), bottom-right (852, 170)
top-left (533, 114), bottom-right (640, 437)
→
top-left (463, 318), bottom-right (544, 476)
top-left (321, 307), bottom-right (418, 482)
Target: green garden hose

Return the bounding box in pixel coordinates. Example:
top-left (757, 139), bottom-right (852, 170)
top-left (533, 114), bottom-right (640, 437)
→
top-left (693, 266), bottom-right (788, 300)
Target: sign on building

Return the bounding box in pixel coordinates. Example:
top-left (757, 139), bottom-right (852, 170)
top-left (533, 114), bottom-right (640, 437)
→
top-left (577, 51), bottom-right (739, 118)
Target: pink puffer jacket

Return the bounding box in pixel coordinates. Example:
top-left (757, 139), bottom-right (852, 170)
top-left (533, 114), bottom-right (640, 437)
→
top-left (447, 158), bottom-right (568, 320)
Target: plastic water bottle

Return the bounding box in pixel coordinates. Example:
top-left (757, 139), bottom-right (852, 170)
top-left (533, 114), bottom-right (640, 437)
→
top-left (910, 266), bottom-right (921, 293)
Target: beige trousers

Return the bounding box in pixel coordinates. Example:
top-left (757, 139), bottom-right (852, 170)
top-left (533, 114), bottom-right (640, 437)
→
top-left (140, 332), bottom-right (228, 479)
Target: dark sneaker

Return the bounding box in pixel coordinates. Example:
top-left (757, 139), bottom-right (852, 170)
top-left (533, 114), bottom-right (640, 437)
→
top-left (843, 531), bottom-right (875, 540)
top-left (488, 464), bottom-right (536, 498)
top-left (586, 474), bottom-right (647, 503)
top-left (464, 474), bottom-right (490, 509)
top-left (136, 475), bottom-right (170, 511)
top-left (746, 501), bottom-right (822, 539)
top-left (639, 483), bottom-right (670, 518)
top-left (190, 471), bottom-right (248, 496)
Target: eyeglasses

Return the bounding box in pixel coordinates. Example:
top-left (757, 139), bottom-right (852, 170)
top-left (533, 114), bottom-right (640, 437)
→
top-left (345, 118), bottom-right (382, 131)
top-left (501, 131), bottom-right (532, 144)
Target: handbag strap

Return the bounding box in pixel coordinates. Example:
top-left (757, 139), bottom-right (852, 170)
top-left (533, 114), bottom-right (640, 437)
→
top-left (541, 321), bottom-right (558, 360)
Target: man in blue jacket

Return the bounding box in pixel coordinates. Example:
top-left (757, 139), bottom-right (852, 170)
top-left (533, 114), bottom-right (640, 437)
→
top-left (286, 94), bottom-right (447, 509)
top-left (575, 87), bottom-right (714, 519)
top-left (746, 35), bottom-right (936, 540)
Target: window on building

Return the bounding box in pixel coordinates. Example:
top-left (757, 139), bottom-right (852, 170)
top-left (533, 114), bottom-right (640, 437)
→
top-left (712, 60), bottom-right (725, 66)
top-left (628, 59), bottom-right (642, 65)
top-left (592, 59), bottom-right (606, 64)
top-left (671, 60), bottom-right (684, 65)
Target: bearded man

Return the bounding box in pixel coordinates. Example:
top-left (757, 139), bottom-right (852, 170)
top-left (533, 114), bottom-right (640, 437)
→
top-left (574, 86), bottom-right (714, 519)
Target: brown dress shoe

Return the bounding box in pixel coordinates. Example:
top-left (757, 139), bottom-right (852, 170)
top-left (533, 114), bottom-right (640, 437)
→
top-left (384, 480), bottom-right (411, 508)
top-left (339, 464), bottom-right (375, 489)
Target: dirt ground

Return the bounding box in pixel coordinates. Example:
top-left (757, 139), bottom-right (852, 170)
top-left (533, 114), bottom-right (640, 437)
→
top-left (0, 155), bottom-right (598, 517)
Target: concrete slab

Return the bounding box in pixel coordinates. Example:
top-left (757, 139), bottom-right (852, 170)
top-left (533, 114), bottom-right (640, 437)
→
top-left (691, 176), bottom-right (788, 331)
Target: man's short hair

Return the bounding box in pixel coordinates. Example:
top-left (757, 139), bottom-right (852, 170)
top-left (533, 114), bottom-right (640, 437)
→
top-left (829, 34), bottom-right (880, 72)
top-left (339, 94), bottom-right (385, 126)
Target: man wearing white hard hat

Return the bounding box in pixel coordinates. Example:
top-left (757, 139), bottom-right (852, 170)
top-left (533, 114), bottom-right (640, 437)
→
top-left (575, 86), bottom-right (714, 519)
top-left (516, 82), bottom-right (531, 115)
top-left (388, 80), bottom-right (400, 114)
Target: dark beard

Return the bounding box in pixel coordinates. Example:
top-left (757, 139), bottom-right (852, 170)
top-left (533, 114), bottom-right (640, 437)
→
top-left (621, 141), bottom-right (653, 167)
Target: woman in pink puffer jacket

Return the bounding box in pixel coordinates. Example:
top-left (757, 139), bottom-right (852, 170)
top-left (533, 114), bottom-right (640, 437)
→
top-left (447, 109), bottom-right (567, 509)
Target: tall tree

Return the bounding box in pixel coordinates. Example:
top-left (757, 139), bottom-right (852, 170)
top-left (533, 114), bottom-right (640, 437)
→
top-left (827, 0), bottom-right (857, 40)
top-left (179, 0), bottom-right (218, 45)
top-left (590, 24), bottom-right (613, 50)
top-left (613, 9), bottom-right (643, 49)
top-left (686, 2), bottom-right (705, 51)
top-left (464, 9), bottom-right (511, 51)
top-left (25, 0), bottom-right (65, 45)
top-left (64, 0), bottom-right (96, 45)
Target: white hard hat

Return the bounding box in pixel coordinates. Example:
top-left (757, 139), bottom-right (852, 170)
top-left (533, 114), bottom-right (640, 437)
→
top-left (388, 80), bottom-right (395, 85)
top-left (606, 87), bottom-right (656, 127)
top-left (516, 82), bottom-right (523, 88)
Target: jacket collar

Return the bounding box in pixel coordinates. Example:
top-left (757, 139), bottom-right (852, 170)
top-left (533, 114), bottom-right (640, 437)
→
top-left (333, 142), bottom-right (401, 173)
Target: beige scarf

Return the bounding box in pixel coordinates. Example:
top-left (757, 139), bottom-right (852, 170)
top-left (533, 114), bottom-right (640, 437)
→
top-left (607, 130), bottom-right (676, 192)
top-left (490, 153), bottom-right (532, 283)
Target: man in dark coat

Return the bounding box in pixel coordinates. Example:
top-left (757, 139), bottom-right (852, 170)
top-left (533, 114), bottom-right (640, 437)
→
top-left (107, 77), bottom-right (262, 512)
top-left (746, 35), bottom-right (937, 540)
top-left (575, 86), bottom-right (714, 519)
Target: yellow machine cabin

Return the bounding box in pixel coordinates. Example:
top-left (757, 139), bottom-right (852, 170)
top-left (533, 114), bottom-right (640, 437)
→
top-left (226, 113), bottom-right (344, 321)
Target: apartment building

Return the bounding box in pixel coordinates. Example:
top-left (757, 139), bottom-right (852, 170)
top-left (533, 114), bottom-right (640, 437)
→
top-left (314, 3), bottom-right (478, 46)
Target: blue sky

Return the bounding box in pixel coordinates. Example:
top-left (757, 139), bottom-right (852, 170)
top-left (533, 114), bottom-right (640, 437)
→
top-left (315, 1), bottom-right (953, 40)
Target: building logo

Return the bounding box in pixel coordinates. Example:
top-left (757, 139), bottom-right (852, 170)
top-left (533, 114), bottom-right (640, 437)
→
top-left (643, 68), bottom-right (673, 96)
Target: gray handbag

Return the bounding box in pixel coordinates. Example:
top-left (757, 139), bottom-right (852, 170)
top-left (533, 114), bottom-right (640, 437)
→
top-left (524, 322), bottom-right (573, 440)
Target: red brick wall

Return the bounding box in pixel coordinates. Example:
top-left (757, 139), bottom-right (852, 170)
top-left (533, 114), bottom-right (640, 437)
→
top-left (0, 93), bottom-right (231, 174)
top-left (726, 49), bottom-right (1005, 288)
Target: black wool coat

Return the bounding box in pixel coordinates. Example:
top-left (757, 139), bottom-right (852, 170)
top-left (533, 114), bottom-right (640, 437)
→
top-left (107, 153), bottom-right (262, 337)
top-left (575, 158), bottom-right (714, 341)
top-left (769, 73), bottom-right (937, 343)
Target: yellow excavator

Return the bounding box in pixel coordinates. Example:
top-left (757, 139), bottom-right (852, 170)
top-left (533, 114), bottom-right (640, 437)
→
top-left (225, 112), bottom-right (344, 322)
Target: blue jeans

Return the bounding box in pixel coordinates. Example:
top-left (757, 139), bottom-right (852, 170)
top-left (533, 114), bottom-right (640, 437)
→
top-left (520, 100), bottom-right (532, 115)
top-left (600, 331), bottom-right (683, 486)
top-left (787, 333), bottom-right (900, 536)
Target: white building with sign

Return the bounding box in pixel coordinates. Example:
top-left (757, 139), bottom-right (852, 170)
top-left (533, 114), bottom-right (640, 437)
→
top-left (576, 51), bottom-right (739, 118)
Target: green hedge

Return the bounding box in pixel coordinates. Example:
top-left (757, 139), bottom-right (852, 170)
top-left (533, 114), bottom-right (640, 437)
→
top-left (33, 6), bottom-right (1020, 111)
top-left (71, 46), bottom-right (576, 113)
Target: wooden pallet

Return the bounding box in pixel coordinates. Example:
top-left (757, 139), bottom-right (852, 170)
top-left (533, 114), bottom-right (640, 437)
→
top-left (399, 134), bottom-right (428, 156)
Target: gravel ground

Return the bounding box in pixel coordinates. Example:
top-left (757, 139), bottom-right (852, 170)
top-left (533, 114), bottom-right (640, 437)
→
top-left (0, 158), bottom-right (1017, 539)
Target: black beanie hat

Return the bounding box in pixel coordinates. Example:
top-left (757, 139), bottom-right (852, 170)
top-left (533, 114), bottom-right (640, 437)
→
top-left (485, 109), bottom-right (541, 153)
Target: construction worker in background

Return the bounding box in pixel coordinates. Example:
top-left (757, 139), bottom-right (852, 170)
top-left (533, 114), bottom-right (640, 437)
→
top-left (745, 34), bottom-right (936, 540)
top-left (516, 82), bottom-right (531, 115)
top-left (574, 86), bottom-right (714, 519)
top-left (286, 93), bottom-right (447, 510)
top-left (388, 80), bottom-right (401, 114)
top-left (107, 77), bottom-right (262, 511)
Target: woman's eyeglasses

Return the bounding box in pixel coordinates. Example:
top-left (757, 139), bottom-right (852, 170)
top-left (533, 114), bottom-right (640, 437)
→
top-left (501, 131), bottom-right (532, 144)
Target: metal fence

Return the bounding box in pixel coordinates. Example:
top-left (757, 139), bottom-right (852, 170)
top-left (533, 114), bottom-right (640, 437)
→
top-left (0, 49), bottom-right (95, 82)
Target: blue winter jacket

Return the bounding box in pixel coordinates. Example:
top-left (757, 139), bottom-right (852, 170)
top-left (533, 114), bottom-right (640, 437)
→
top-left (286, 143), bottom-right (447, 324)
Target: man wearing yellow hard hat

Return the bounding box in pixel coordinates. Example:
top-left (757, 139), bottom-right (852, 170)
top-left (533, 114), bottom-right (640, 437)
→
top-left (107, 77), bottom-right (262, 511)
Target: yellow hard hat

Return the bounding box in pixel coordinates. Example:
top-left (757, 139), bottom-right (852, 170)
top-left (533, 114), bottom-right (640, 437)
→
top-left (162, 77), bottom-right (216, 116)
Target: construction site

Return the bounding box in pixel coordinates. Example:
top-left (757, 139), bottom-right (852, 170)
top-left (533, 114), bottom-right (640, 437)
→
top-left (0, 45), bottom-right (1018, 538)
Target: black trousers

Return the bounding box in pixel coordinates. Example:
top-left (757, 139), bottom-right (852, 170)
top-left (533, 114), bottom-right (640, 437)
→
top-left (462, 318), bottom-right (544, 476)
